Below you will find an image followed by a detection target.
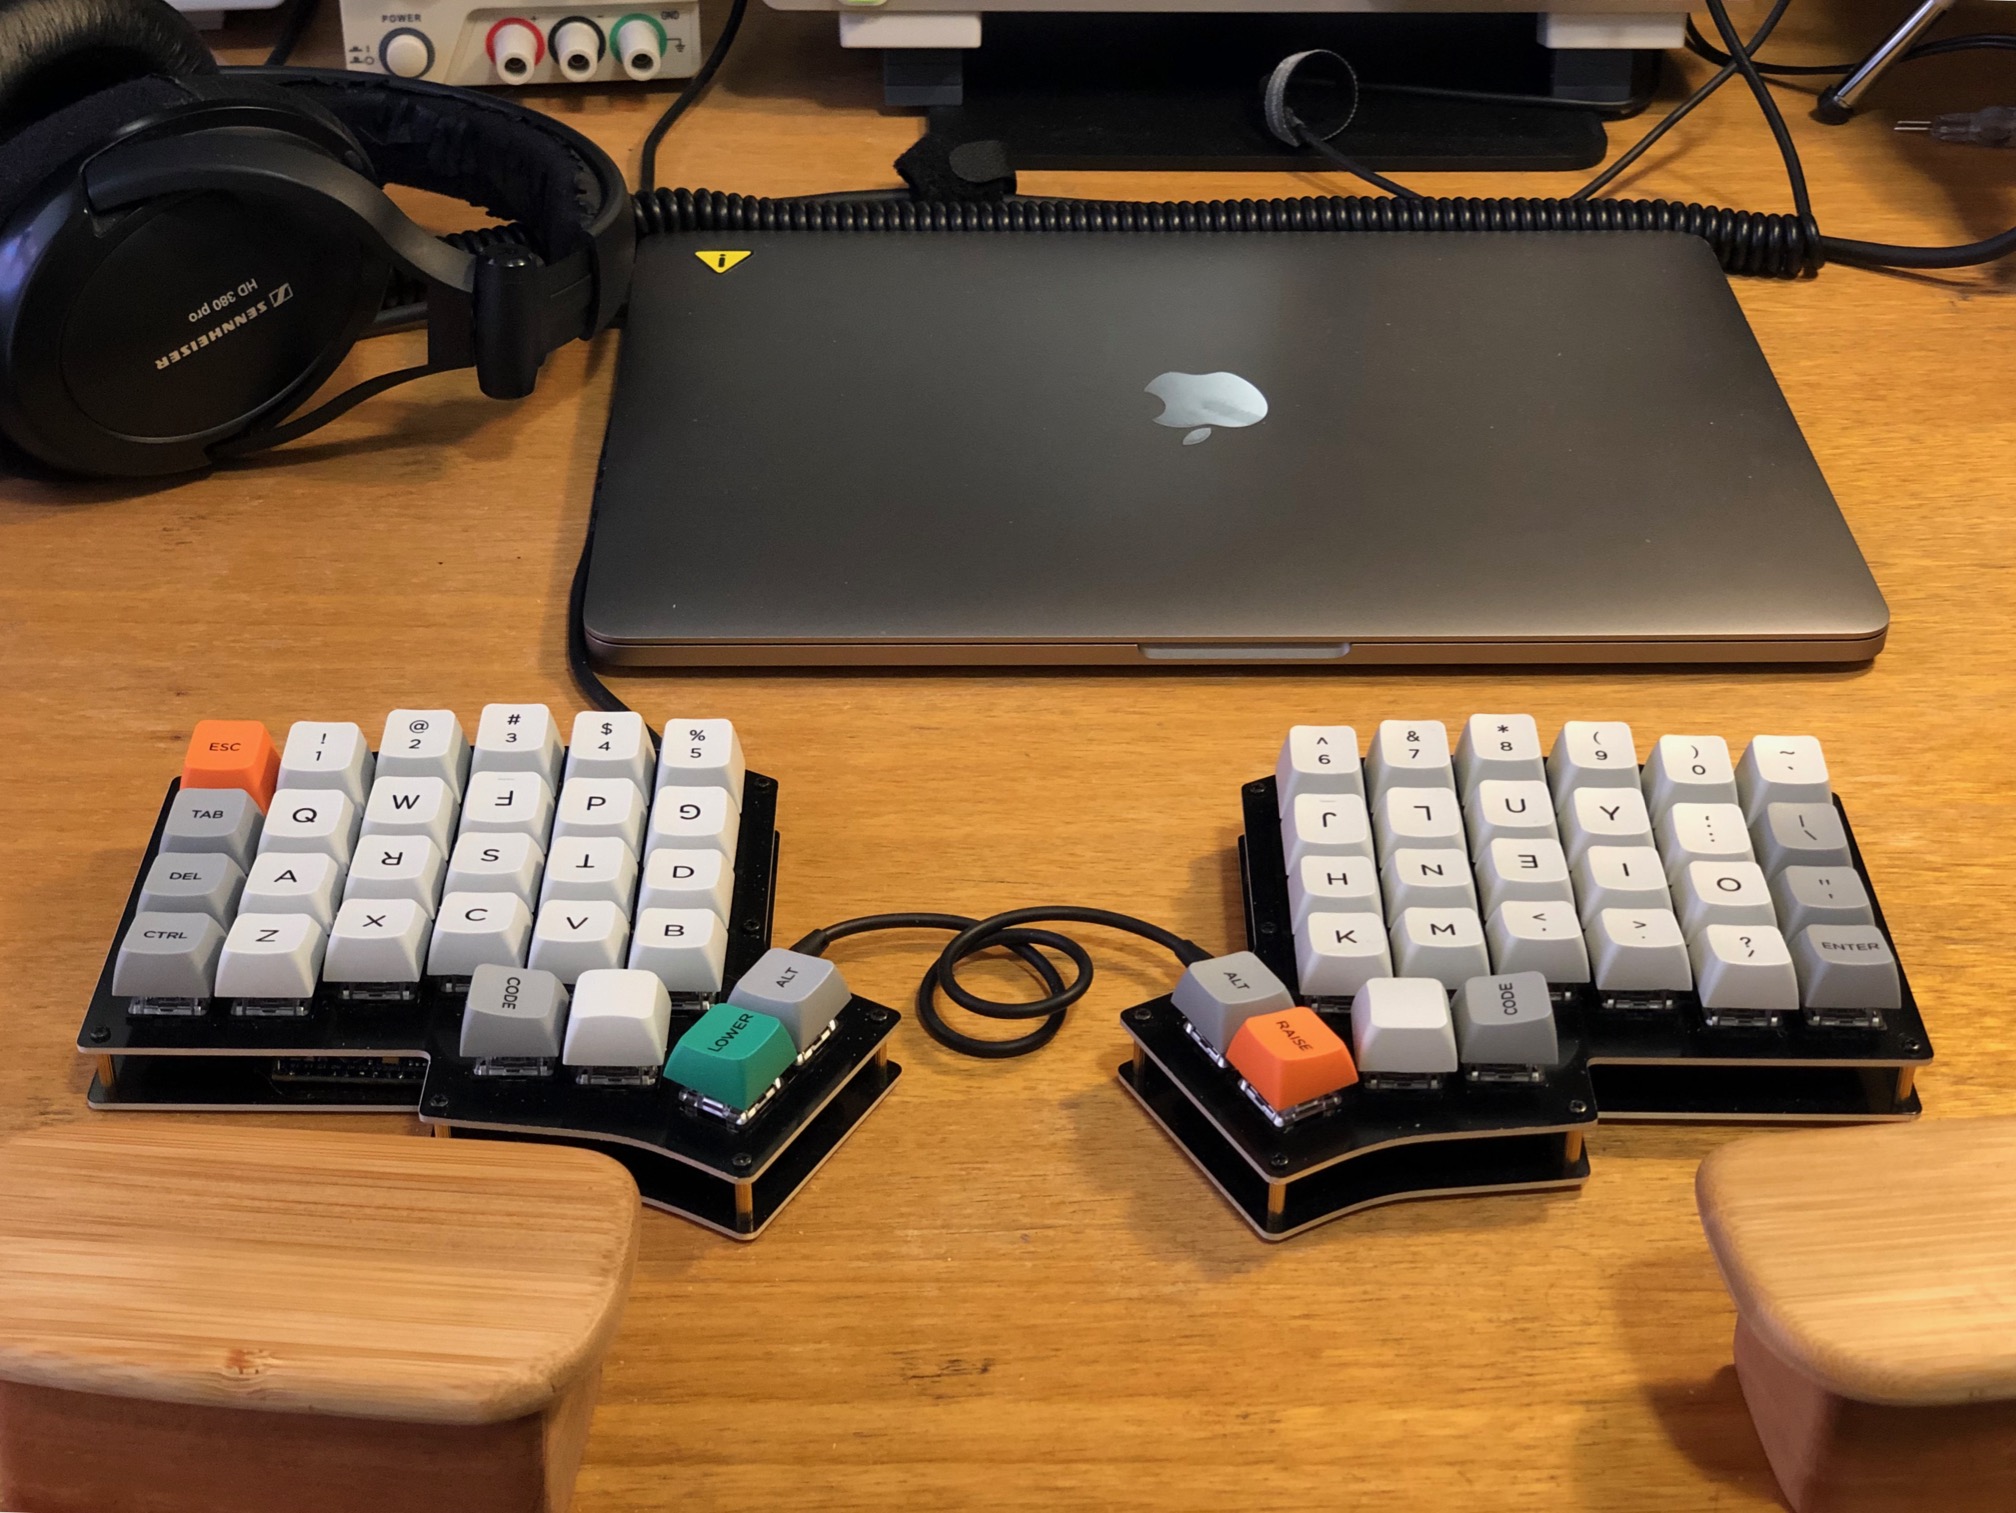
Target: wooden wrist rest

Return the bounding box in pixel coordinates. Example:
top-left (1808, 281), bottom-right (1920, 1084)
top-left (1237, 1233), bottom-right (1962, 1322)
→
top-left (1698, 1118), bottom-right (2016, 1513)
top-left (0, 1122), bottom-right (640, 1513)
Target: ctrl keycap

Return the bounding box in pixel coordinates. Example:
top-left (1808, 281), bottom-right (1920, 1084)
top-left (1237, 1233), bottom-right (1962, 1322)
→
top-left (1170, 951), bottom-right (1294, 1056)
top-left (666, 1004), bottom-right (797, 1112)
top-left (113, 912), bottom-right (225, 999)
top-left (1227, 1007), bottom-right (1359, 1112)
top-left (459, 965), bottom-right (570, 1062)
top-left (181, 720), bottom-right (279, 809)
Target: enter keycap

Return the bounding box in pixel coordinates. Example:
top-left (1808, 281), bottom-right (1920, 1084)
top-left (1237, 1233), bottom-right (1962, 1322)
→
top-left (181, 720), bottom-right (279, 810)
top-left (1227, 1006), bottom-right (1359, 1111)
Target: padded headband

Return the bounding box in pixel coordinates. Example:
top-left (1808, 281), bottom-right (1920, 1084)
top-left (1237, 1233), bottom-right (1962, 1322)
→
top-left (0, 0), bottom-right (211, 140)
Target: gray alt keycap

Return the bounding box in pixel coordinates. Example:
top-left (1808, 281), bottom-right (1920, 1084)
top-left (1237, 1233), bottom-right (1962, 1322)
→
top-left (160, 787), bottom-right (263, 869)
top-left (136, 852), bottom-right (244, 923)
top-left (726, 948), bottom-right (851, 1052)
top-left (1171, 951), bottom-right (1295, 1055)
top-left (459, 964), bottom-right (570, 1059)
top-left (1794, 925), bottom-right (1902, 1010)
top-left (1455, 972), bottom-right (1560, 1068)
top-left (113, 912), bottom-right (226, 998)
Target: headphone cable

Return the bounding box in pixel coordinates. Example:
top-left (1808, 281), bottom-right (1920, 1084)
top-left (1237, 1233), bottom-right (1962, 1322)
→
top-left (639, 0), bottom-right (751, 191)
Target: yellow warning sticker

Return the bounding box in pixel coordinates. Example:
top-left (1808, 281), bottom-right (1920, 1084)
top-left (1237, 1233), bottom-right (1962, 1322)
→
top-left (695, 250), bottom-right (753, 274)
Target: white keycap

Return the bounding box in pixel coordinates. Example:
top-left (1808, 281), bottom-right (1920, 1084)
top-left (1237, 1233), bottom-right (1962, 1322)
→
top-left (1275, 726), bottom-right (1363, 804)
top-left (1587, 909), bottom-right (1692, 993)
top-left (137, 852), bottom-right (244, 923)
top-left (1754, 802), bottom-right (1852, 877)
top-left (215, 913), bottom-right (326, 999)
top-left (1281, 792), bottom-right (1373, 871)
top-left (729, 948), bottom-right (855, 1052)
top-left (1466, 779), bottom-right (1557, 855)
top-left (566, 710), bottom-right (655, 791)
top-left (1389, 908), bottom-right (1490, 989)
top-left (1475, 838), bottom-right (1574, 914)
top-left (554, 778), bottom-right (648, 855)
top-left (1691, 924), bottom-right (1797, 1012)
top-left (1573, 846), bottom-right (1671, 924)
top-left (1367, 720), bottom-right (1454, 793)
top-left (540, 836), bottom-right (639, 911)
top-left (361, 776), bottom-right (458, 855)
top-left (1381, 849), bottom-right (1477, 914)
top-left (460, 770), bottom-right (555, 845)
top-left (1289, 853), bottom-right (1381, 929)
top-left (656, 718), bottom-right (746, 806)
top-left (377, 710), bottom-right (470, 794)
top-left (324, 898), bottom-right (430, 984)
top-left (1738, 735), bottom-right (1830, 822)
top-left (344, 835), bottom-right (445, 914)
top-left (1455, 714), bottom-right (1546, 793)
top-left (1488, 901), bottom-right (1591, 982)
top-left (1772, 867), bottom-right (1875, 936)
top-left (444, 831), bottom-right (544, 905)
top-left (1295, 912), bottom-right (1392, 999)
top-left (1677, 860), bottom-right (1775, 935)
top-left (428, 892), bottom-right (533, 976)
top-left (472, 703), bottom-right (562, 784)
top-left (258, 789), bottom-right (361, 867)
top-left (1350, 978), bottom-right (1458, 1076)
top-left (1560, 786), bottom-right (1654, 863)
top-left (1656, 802), bottom-right (1754, 885)
top-left (627, 908), bottom-right (728, 994)
top-left (562, 969), bottom-right (671, 1068)
top-left (1548, 721), bottom-right (1638, 807)
top-left (1793, 925), bottom-right (1901, 1010)
top-left (646, 786), bottom-right (740, 863)
top-left (528, 898), bottom-right (631, 985)
top-left (1643, 735), bottom-right (1738, 818)
top-left (240, 850), bottom-right (343, 928)
top-left (1373, 785), bottom-right (1465, 856)
top-left (638, 847), bottom-right (735, 921)
top-left (278, 721), bottom-right (373, 805)
top-left (161, 788), bottom-right (263, 869)
top-left (114, 913), bottom-right (227, 999)
top-left (1170, 951), bottom-right (1295, 1055)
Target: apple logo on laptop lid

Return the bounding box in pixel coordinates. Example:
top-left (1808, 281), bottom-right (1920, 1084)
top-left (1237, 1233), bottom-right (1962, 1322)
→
top-left (1145, 371), bottom-right (1269, 446)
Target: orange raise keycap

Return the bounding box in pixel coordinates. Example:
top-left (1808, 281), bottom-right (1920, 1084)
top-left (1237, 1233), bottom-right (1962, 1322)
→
top-left (181, 720), bottom-right (279, 810)
top-left (1228, 1006), bottom-right (1359, 1112)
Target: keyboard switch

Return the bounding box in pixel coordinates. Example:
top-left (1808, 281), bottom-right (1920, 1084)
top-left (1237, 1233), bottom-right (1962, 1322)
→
top-left (562, 968), bottom-right (671, 1079)
top-left (161, 788), bottom-right (263, 869)
top-left (278, 721), bottom-right (373, 805)
top-left (1390, 907), bottom-right (1490, 989)
top-left (1350, 978), bottom-right (1458, 1080)
top-left (656, 719), bottom-right (747, 805)
top-left (1772, 867), bottom-right (1876, 936)
top-left (181, 721), bottom-right (279, 810)
top-left (1276, 725), bottom-right (1363, 804)
top-left (1487, 902), bottom-right (1591, 983)
top-left (1171, 951), bottom-right (1295, 1057)
top-left (1691, 924), bottom-right (1798, 1017)
top-left (473, 703), bottom-right (562, 784)
top-left (666, 1004), bottom-right (796, 1112)
top-left (1794, 925), bottom-right (1902, 1014)
top-left (627, 908), bottom-right (728, 994)
top-left (324, 898), bottom-right (430, 987)
top-left (728, 948), bottom-right (854, 1052)
top-left (1455, 973), bottom-right (1558, 1073)
top-left (137, 852), bottom-right (243, 923)
top-left (458, 965), bottom-right (569, 1068)
top-left (1588, 909), bottom-right (1692, 994)
top-left (113, 913), bottom-right (226, 1001)
top-left (1227, 1006), bottom-right (1359, 1115)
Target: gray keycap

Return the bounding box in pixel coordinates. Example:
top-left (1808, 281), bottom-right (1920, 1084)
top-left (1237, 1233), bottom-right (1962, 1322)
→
top-left (1754, 802), bottom-right (1852, 877)
top-left (1170, 951), bottom-right (1294, 1055)
top-left (1772, 867), bottom-right (1875, 936)
top-left (137, 852), bottom-right (244, 923)
top-left (1455, 972), bottom-right (1559, 1068)
top-left (726, 948), bottom-right (851, 1051)
top-left (1794, 925), bottom-right (1901, 1010)
top-left (113, 912), bottom-right (225, 998)
top-left (160, 787), bottom-right (263, 869)
top-left (459, 964), bottom-right (570, 1059)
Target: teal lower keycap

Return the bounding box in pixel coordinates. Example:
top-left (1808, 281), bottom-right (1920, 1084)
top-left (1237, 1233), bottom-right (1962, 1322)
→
top-left (665, 1004), bottom-right (796, 1111)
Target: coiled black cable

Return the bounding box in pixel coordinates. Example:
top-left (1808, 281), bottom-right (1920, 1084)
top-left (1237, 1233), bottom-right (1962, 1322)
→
top-left (635, 187), bottom-right (1822, 277)
top-left (792, 909), bottom-right (1210, 1059)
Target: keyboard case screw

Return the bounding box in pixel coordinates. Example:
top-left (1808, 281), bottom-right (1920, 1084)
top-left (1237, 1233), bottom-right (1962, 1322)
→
top-left (88, 1027), bottom-right (110, 1044)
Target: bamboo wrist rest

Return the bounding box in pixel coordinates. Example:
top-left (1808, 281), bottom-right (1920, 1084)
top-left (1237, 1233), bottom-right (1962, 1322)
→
top-left (0, 1122), bottom-right (640, 1513)
top-left (1698, 1118), bottom-right (2016, 1513)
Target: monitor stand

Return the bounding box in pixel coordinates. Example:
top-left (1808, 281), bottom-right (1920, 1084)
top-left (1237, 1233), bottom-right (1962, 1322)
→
top-left (901, 13), bottom-right (1658, 172)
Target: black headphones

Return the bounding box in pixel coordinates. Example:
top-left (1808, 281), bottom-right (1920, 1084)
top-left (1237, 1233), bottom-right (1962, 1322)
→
top-left (0, 0), bottom-right (634, 477)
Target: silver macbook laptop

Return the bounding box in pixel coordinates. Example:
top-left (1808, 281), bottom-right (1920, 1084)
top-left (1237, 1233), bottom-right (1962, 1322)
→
top-left (583, 228), bottom-right (1886, 665)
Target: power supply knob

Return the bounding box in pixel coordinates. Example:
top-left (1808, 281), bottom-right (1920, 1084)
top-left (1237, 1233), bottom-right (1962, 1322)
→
top-left (380, 27), bottom-right (433, 77)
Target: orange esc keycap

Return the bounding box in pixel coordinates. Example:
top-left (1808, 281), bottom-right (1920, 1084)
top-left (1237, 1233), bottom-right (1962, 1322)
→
top-left (181, 720), bottom-right (279, 810)
top-left (1228, 1006), bottom-right (1359, 1112)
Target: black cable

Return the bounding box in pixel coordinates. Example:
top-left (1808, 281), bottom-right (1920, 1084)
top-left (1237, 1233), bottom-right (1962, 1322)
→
top-left (1684, 17), bottom-right (2016, 75)
top-left (1704, 0), bottom-right (1816, 238)
top-left (1294, 124), bottom-right (1422, 198)
top-left (792, 909), bottom-right (1209, 1059)
top-left (639, 0), bottom-right (751, 193)
top-left (264, 0), bottom-right (319, 66)
top-left (567, 490), bottom-right (630, 713)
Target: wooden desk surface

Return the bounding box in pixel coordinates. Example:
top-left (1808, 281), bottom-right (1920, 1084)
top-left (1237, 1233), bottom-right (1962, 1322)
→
top-left (5, 2), bottom-right (2016, 1507)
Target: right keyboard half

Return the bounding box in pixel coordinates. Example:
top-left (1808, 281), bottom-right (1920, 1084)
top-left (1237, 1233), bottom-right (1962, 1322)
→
top-left (1246, 717), bottom-right (1931, 1122)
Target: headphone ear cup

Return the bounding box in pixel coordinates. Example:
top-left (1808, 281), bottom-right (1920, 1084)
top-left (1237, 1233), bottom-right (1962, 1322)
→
top-left (0, 0), bottom-right (213, 140)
